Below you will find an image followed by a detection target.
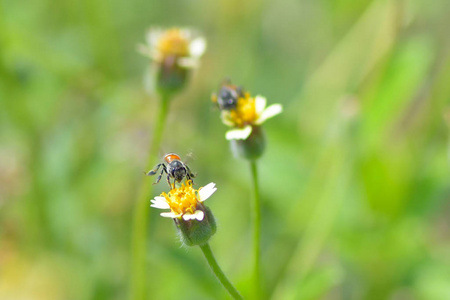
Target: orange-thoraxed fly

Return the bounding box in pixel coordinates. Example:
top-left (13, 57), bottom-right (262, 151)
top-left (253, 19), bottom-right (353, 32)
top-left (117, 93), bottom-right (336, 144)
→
top-left (211, 80), bottom-right (245, 111)
top-left (147, 153), bottom-right (196, 188)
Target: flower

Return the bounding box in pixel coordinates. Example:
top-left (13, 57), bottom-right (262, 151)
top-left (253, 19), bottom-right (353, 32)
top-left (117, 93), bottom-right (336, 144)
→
top-left (139, 27), bottom-right (206, 95)
top-left (151, 181), bottom-right (217, 221)
top-left (139, 27), bottom-right (206, 69)
top-left (212, 81), bottom-right (283, 160)
top-left (151, 181), bottom-right (218, 246)
top-left (220, 93), bottom-right (282, 140)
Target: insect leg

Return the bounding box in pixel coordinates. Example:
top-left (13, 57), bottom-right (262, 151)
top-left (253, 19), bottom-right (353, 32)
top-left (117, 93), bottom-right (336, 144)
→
top-left (152, 165), bottom-right (167, 185)
top-left (185, 165), bottom-right (196, 184)
top-left (166, 173), bottom-right (173, 189)
top-left (153, 169), bottom-right (164, 185)
top-left (147, 163), bottom-right (163, 176)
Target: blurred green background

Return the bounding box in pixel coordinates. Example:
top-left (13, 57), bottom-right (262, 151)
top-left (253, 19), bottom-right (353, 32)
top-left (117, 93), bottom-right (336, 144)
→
top-left (1, 0), bottom-right (449, 299)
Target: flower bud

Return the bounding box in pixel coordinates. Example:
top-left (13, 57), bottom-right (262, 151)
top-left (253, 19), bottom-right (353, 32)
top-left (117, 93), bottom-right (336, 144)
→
top-left (156, 55), bottom-right (188, 96)
top-left (174, 204), bottom-right (216, 247)
top-left (230, 125), bottom-right (266, 161)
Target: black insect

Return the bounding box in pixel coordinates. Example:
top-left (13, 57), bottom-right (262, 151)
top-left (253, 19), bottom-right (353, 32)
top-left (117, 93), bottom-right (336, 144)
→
top-left (213, 80), bottom-right (245, 111)
top-left (146, 153), bottom-right (195, 188)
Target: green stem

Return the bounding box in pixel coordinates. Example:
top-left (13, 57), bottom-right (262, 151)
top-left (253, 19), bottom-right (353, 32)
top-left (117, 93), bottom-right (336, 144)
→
top-left (130, 94), bottom-right (170, 300)
top-left (250, 160), bottom-right (261, 299)
top-left (200, 243), bottom-right (244, 300)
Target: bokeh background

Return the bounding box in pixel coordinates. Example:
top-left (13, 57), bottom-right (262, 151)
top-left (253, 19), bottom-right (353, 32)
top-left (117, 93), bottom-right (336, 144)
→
top-left (1, 0), bottom-right (449, 299)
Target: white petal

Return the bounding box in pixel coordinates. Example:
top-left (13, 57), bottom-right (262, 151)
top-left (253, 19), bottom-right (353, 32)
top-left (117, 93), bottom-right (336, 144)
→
top-left (189, 37), bottom-right (206, 58)
top-left (183, 210), bottom-right (204, 221)
top-left (198, 183), bottom-right (217, 202)
top-left (150, 197), bottom-right (170, 209)
top-left (146, 28), bottom-right (162, 47)
top-left (178, 57), bottom-right (199, 68)
top-left (255, 104), bottom-right (283, 125)
top-left (194, 210), bottom-right (205, 221)
top-left (150, 203), bottom-right (169, 210)
top-left (160, 212), bottom-right (180, 218)
top-left (225, 125), bottom-right (252, 140)
top-left (254, 96), bottom-right (267, 115)
top-left (137, 44), bottom-right (161, 63)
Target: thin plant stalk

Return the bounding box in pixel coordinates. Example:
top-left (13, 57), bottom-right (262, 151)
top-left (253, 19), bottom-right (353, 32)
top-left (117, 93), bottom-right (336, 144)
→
top-left (130, 94), bottom-right (170, 300)
top-left (250, 161), bottom-right (261, 299)
top-left (200, 243), bottom-right (244, 300)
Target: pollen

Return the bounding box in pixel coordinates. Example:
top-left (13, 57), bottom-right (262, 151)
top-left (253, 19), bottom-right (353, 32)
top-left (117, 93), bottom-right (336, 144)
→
top-left (228, 94), bottom-right (258, 127)
top-left (157, 28), bottom-right (189, 57)
top-left (161, 181), bottom-right (199, 216)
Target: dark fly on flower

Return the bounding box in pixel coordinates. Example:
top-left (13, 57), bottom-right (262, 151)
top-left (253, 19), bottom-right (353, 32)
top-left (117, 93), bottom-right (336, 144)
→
top-left (212, 80), bottom-right (245, 111)
top-left (146, 153), bottom-right (196, 189)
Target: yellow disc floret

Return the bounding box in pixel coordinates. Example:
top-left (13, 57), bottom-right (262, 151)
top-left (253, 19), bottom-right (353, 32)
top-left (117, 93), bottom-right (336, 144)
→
top-left (157, 28), bottom-right (189, 57)
top-left (227, 93), bottom-right (258, 127)
top-left (161, 181), bottom-right (199, 217)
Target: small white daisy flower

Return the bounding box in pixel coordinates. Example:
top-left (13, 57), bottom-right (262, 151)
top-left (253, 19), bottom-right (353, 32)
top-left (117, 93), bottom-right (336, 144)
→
top-left (220, 93), bottom-right (282, 140)
top-left (150, 181), bottom-right (217, 221)
top-left (138, 27), bottom-right (206, 69)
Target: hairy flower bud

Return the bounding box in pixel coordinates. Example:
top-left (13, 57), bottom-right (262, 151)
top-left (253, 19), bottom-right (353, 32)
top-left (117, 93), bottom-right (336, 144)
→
top-left (175, 205), bottom-right (216, 246)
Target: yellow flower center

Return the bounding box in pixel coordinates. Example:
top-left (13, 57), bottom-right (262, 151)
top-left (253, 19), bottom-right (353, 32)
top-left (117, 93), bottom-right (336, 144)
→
top-left (161, 181), bottom-right (200, 216)
top-left (228, 93), bottom-right (258, 127)
top-left (157, 29), bottom-right (190, 57)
